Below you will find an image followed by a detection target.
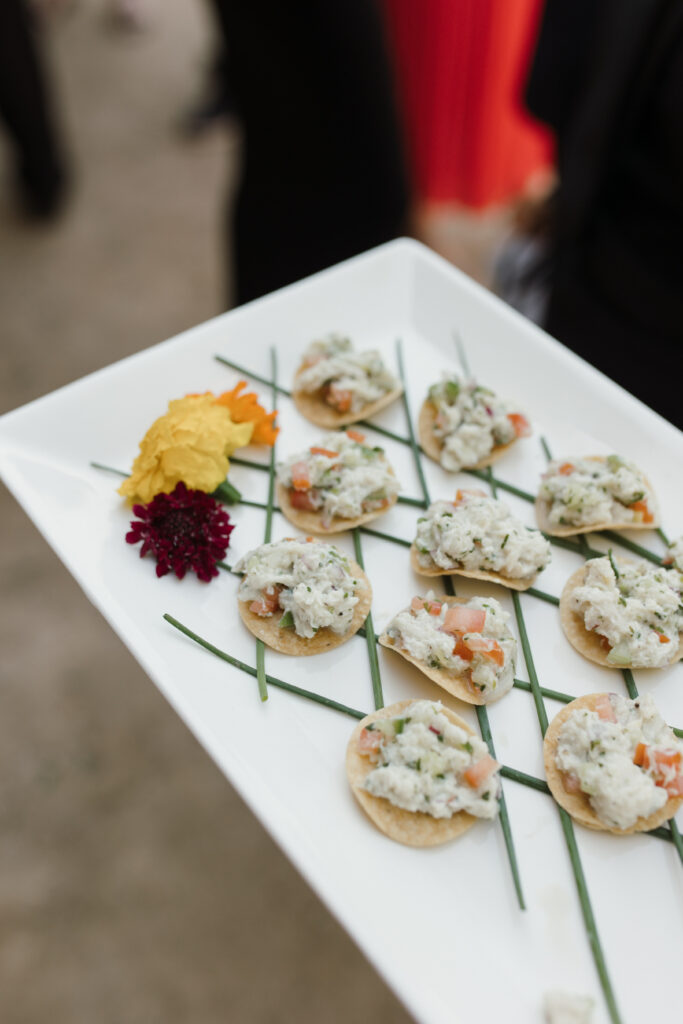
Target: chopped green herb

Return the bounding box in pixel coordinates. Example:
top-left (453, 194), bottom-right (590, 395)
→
top-left (501, 534), bottom-right (509, 549)
top-left (278, 611), bottom-right (295, 629)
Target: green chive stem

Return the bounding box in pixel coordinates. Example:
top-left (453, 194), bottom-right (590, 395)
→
top-left (526, 587), bottom-right (560, 606)
top-left (215, 354), bottom-right (292, 397)
top-left (359, 526), bottom-right (412, 549)
top-left (453, 330), bottom-right (472, 380)
top-left (397, 495), bottom-right (429, 508)
top-left (90, 461), bottom-right (128, 478)
top-left (657, 526), bottom-right (670, 547)
top-left (230, 455), bottom-right (269, 472)
top-left (600, 530), bottom-right (664, 566)
top-left (476, 705), bottom-right (526, 910)
top-left (465, 468), bottom-right (535, 502)
top-left (396, 338), bottom-right (432, 506)
top-left (669, 819), bottom-right (683, 865)
top-left (255, 639), bottom-right (268, 702)
top-left (163, 613), bottom-right (366, 718)
top-left (559, 809), bottom-right (623, 1024)
top-left (540, 436), bottom-right (553, 462)
top-left (352, 529), bottom-right (384, 710)
top-left (513, 678), bottom-right (573, 704)
top-left (500, 765), bottom-right (551, 795)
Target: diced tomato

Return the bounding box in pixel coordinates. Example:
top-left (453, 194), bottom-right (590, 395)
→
top-left (358, 727), bottom-right (382, 754)
top-left (289, 489), bottom-right (319, 511)
top-left (630, 499), bottom-right (654, 524)
top-left (441, 606), bottom-right (486, 635)
top-left (558, 462), bottom-right (575, 476)
top-left (310, 447), bottom-right (339, 458)
top-left (464, 636), bottom-right (505, 667)
top-left (290, 460), bottom-right (311, 491)
top-left (249, 586), bottom-right (281, 617)
top-left (562, 772), bottom-right (582, 795)
top-left (328, 385), bottom-right (352, 412)
top-left (633, 742), bottom-right (646, 766)
top-left (595, 694), bottom-right (617, 722)
top-left (346, 429), bottom-right (365, 443)
top-left (464, 754), bottom-right (499, 789)
top-left (507, 412), bottom-right (532, 438)
top-left (452, 638), bottom-right (474, 662)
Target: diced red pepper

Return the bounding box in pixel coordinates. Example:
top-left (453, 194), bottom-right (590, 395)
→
top-left (289, 489), bottom-right (319, 511)
top-left (452, 637), bottom-right (474, 662)
top-left (507, 412), bottom-right (532, 438)
top-left (346, 429), bottom-right (365, 443)
top-left (633, 742), bottom-right (646, 766)
top-left (656, 632), bottom-right (671, 644)
top-left (310, 447), bottom-right (339, 458)
top-left (290, 460), bottom-right (311, 491)
top-left (558, 462), bottom-right (575, 476)
top-left (630, 499), bottom-right (654, 524)
top-left (328, 385), bottom-right (352, 412)
top-left (249, 586), bottom-right (282, 616)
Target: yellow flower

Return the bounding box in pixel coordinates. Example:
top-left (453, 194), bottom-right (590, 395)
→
top-left (119, 395), bottom-right (253, 504)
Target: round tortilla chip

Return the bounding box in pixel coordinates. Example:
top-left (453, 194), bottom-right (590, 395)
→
top-left (346, 699), bottom-right (479, 846)
top-left (418, 399), bottom-right (518, 471)
top-left (238, 559), bottom-right (372, 656)
top-left (292, 369), bottom-right (403, 428)
top-left (559, 564), bottom-right (683, 668)
top-left (410, 543), bottom-right (538, 592)
top-left (535, 456), bottom-right (660, 536)
top-left (276, 476), bottom-right (398, 536)
top-left (378, 596), bottom-right (512, 706)
top-left (543, 693), bottom-right (683, 834)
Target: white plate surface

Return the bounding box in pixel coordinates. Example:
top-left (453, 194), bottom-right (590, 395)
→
top-left (1, 239), bottom-right (682, 1024)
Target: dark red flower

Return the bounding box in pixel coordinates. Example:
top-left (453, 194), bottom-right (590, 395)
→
top-left (126, 482), bottom-right (234, 582)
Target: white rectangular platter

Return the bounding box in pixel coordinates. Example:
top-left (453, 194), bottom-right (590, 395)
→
top-left (1, 239), bottom-right (681, 1024)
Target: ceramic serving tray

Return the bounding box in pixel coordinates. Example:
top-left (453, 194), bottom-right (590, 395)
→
top-left (1, 239), bottom-right (681, 1024)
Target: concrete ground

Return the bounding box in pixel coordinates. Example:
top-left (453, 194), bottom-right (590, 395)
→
top-left (0, 4), bottom-right (510, 1021)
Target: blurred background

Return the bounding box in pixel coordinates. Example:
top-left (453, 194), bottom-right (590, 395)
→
top-left (3, 0), bottom-right (677, 1020)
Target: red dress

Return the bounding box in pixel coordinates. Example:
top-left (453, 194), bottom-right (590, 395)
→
top-left (381, 0), bottom-right (554, 209)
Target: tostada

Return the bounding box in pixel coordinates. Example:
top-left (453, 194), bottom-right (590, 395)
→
top-left (419, 374), bottom-right (531, 472)
top-left (276, 429), bottom-right (399, 533)
top-left (235, 537), bottom-right (371, 654)
top-left (536, 455), bottom-right (659, 536)
top-left (543, 692), bottom-right (683, 833)
top-left (292, 335), bottom-right (402, 427)
top-left (379, 593), bottom-right (516, 705)
top-left (346, 699), bottom-right (501, 846)
top-left (411, 489), bottom-right (551, 591)
top-left (559, 554), bottom-right (683, 668)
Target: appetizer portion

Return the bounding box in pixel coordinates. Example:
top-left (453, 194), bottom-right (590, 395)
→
top-left (663, 534), bottom-right (683, 571)
top-left (411, 489), bottom-right (551, 590)
top-left (544, 692), bottom-right (683, 833)
top-left (235, 537), bottom-right (371, 655)
top-left (292, 334), bottom-right (402, 427)
top-left (346, 699), bottom-right (501, 846)
top-left (536, 455), bottom-right (658, 536)
top-left (560, 555), bottom-right (683, 668)
top-left (419, 374), bottom-right (531, 471)
top-left (276, 430), bottom-right (400, 533)
top-left (379, 593), bottom-right (516, 705)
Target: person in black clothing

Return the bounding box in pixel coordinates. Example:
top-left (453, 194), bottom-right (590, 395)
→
top-left (524, 0), bottom-right (683, 429)
top-left (209, 0), bottom-right (410, 306)
top-left (0, 0), bottom-right (69, 218)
